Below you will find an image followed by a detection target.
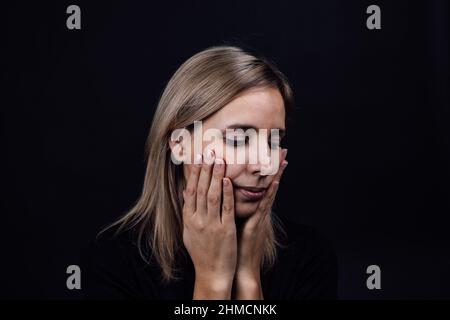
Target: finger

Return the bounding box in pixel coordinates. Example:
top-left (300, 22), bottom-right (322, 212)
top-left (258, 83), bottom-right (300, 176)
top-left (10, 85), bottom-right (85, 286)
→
top-left (207, 157), bottom-right (225, 220)
top-left (196, 149), bottom-right (215, 216)
top-left (257, 160), bottom-right (288, 215)
top-left (221, 177), bottom-right (235, 225)
top-left (273, 148), bottom-right (288, 181)
top-left (183, 153), bottom-right (202, 217)
top-left (279, 148), bottom-right (288, 171)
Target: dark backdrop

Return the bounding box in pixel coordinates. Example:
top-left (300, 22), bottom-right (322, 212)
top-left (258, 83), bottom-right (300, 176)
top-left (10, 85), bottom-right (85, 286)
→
top-left (3, 0), bottom-right (449, 299)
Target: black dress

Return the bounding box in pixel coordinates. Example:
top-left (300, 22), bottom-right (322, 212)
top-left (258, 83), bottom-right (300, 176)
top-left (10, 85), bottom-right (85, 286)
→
top-left (81, 215), bottom-right (338, 299)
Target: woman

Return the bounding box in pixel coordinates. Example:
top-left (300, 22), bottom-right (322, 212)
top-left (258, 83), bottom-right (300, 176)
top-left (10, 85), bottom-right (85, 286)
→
top-left (82, 45), bottom-right (337, 299)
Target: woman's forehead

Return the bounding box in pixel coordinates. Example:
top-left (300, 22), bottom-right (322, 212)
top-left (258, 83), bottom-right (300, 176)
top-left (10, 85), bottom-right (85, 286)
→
top-left (204, 87), bottom-right (286, 130)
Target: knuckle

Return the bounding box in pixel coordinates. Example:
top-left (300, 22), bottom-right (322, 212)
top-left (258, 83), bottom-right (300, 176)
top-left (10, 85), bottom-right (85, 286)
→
top-left (185, 186), bottom-right (196, 196)
top-left (207, 193), bottom-right (220, 205)
top-left (197, 187), bottom-right (207, 197)
top-left (193, 219), bottom-right (205, 231)
top-left (222, 203), bottom-right (233, 213)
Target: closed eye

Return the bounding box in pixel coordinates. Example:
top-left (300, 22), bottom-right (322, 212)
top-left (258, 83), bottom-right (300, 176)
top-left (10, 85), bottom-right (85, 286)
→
top-left (224, 136), bottom-right (248, 147)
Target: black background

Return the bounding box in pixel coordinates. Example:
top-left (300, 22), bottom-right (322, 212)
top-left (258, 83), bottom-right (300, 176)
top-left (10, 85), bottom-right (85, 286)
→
top-left (3, 0), bottom-right (449, 299)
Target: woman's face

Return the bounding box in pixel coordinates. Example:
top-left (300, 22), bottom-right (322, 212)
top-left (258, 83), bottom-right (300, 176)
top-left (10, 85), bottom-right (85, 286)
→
top-left (183, 87), bottom-right (286, 218)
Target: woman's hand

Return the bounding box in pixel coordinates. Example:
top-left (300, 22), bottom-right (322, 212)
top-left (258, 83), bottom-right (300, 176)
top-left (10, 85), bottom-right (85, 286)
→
top-left (233, 148), bottom-right (288, 299)
top-left (182, 150), bottom-right (237, 299)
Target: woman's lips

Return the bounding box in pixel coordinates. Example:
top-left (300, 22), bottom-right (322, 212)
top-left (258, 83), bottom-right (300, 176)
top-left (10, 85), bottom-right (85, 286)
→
top-left (235, 186), bottom-right (267, 201)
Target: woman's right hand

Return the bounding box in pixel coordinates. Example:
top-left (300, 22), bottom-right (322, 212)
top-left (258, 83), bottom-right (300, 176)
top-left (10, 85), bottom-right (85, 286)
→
top-left (182, 149), bottom-right (237, 299)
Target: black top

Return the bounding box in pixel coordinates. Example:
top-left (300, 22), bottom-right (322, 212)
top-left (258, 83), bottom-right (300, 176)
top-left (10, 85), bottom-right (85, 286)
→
top-left (81, 216), bottom-right (338, 300)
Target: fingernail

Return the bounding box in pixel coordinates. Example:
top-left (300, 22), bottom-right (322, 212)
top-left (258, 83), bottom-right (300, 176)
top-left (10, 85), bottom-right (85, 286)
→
top-left (205, 149), bottom-right (214, 164)
top-left (283, 149), bottom-right (288, 158)
top-left (281, 161), bottom-right (288, 169)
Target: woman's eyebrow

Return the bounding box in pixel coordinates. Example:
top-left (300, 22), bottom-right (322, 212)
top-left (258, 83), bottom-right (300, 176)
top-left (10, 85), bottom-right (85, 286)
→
top-left (223, 124), bottom-right (286, 137)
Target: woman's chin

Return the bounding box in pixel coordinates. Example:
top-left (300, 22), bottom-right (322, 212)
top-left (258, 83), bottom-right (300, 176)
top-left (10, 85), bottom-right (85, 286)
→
top-left (234, 202), bottom-right (259, 218)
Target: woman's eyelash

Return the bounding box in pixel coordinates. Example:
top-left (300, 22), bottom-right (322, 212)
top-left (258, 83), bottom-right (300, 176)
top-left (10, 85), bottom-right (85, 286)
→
top-left (224, 136), bottom-right (282, 148)
top-left (225, 137), bottom-right (247, 147)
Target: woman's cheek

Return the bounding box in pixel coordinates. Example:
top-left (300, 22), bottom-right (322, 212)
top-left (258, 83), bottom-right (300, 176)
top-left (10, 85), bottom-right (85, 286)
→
top-left (223, 162), bottom-right (240, 180)
top-left (223, 144), bottom-right (235, 166)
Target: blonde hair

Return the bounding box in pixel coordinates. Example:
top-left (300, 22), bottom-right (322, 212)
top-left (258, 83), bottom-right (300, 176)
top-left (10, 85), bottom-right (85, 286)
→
top-left (100, 45), bottom-right (294, 284)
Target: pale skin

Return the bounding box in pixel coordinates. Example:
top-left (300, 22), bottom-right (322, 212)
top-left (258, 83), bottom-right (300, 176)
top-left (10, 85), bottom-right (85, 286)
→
top-left (170, 87), bottom-right (288, 299)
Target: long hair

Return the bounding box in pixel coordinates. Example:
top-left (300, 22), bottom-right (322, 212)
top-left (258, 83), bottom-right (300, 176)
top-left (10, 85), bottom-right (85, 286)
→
top-left (99, 45), bottom-right (294, 284)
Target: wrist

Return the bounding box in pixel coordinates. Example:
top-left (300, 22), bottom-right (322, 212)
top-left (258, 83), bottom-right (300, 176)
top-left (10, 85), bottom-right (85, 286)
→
top-left (233, 273), bottom-right (263, 300)
top-left (234, 271), bottom-right (259, 288)
top-left (235, 267), bottom-right (260, 281)
top-left (194, 273), bottom-right (233, 300)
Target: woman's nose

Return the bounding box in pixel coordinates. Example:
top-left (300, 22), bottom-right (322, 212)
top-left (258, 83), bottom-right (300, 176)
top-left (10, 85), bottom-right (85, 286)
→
top-left (247, 144), bottom-right (280, 176)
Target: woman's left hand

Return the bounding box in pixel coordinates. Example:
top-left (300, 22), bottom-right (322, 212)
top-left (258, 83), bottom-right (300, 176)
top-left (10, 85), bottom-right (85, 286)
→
top-left (233, 148), bottom-right (288, 299)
